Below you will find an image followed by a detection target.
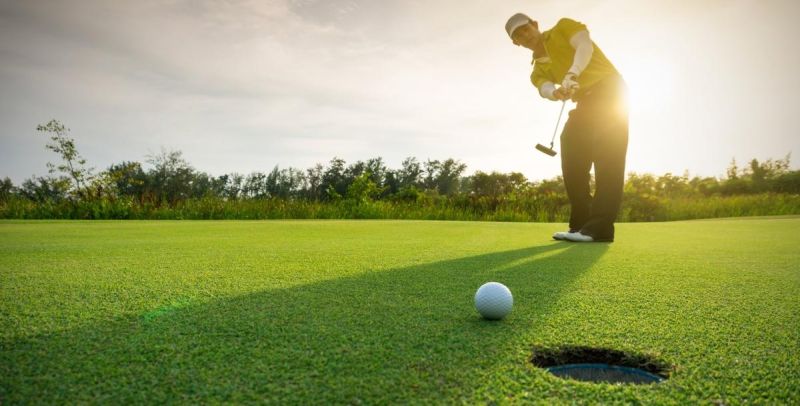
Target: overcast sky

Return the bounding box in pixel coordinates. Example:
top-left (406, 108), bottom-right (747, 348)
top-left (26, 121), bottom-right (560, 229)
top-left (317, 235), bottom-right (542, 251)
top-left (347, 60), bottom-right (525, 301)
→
top-left (1, 0), bottom-right (799, 183)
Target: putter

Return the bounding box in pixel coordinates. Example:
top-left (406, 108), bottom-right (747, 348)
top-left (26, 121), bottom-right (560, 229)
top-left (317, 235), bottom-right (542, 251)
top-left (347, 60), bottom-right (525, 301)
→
top-left (535, 100), bottom-right (567, 157)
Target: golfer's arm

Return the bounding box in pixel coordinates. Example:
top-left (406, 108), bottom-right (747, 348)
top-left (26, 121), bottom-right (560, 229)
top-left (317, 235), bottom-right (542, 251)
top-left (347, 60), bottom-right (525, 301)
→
top-left (538, 82), bottom-right (558, 101)
top-left (568, 30), bottom-right (593, 76)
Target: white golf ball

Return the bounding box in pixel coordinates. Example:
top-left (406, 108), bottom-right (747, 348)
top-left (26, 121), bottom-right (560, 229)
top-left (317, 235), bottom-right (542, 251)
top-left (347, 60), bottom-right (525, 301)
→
top-left (474, 282), bottom-right (513, 320)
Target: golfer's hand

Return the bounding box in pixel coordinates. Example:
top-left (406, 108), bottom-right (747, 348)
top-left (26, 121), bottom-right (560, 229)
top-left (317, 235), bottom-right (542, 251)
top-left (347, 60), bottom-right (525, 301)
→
top-left (553, 87), bottom-right (573, 101)
top-left (561, 72), bottom-right (580, 92)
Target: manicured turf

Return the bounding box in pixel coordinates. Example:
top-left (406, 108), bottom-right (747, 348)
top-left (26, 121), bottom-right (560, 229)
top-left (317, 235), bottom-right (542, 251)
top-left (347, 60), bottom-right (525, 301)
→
top-left (1, 218), bottom-right (799, 404)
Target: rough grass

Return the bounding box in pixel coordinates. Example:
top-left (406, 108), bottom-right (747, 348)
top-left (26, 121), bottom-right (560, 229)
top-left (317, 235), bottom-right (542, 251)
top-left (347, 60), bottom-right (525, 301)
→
top-left (1, 218), bottom-right (799, 404)
top-left (3, 193), bottom-right (800, 222)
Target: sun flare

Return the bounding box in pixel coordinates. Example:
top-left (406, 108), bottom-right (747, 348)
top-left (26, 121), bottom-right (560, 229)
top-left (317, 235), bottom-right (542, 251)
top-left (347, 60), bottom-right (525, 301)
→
top-left (616, 54), bottom-right (676, 116)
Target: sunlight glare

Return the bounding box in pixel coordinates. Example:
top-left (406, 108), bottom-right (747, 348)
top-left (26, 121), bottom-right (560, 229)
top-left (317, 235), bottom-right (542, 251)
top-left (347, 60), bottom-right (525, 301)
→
top-left (617, 54), bottom-right (676, 117)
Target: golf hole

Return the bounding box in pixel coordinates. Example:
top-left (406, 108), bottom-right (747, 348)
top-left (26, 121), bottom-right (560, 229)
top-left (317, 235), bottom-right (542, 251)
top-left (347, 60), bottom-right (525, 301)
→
top-left (530, 345), bottom-right (671, 385)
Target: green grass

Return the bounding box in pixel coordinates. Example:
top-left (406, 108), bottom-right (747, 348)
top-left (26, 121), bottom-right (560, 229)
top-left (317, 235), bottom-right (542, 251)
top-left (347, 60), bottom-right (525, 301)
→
top-left (1, 218), bottom-right (799, 404)
top-left (4, 193), bottom-right (800, 222)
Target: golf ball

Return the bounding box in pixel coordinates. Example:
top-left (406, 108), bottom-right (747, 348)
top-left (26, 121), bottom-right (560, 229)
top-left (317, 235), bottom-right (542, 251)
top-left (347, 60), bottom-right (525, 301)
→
top-left (474, 282), bottom-right (513, 320)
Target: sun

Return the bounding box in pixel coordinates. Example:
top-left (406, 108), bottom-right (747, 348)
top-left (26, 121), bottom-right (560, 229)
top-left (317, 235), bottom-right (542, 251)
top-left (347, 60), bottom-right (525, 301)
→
top-left (616, 54), bottom-right (676, 116)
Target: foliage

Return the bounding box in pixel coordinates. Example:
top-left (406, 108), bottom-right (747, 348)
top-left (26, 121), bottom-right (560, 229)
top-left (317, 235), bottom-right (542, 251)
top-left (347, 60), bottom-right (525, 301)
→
top-left (36, 120), bottom-right (94, 199)
top-left (346, 172), bottom-right (384, 204)
top-left (4, 120), bottom-right (800, 221)
top-left (1, 177), bottom-right (17, 202)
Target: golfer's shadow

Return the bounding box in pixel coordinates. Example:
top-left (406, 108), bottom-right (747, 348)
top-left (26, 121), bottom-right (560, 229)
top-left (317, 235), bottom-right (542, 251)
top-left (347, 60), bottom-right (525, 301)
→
top-left (6, 241), bottom-right (608, 402)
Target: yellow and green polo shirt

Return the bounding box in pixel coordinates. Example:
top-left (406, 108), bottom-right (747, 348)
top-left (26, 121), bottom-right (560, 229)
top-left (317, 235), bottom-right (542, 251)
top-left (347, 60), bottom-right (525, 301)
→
top-left (531, 18), bottom-right (619, 100)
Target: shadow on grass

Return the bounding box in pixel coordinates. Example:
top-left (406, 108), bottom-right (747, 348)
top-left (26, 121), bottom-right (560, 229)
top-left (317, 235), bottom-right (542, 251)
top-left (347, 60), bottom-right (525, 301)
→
top-left (3, 242), bottom-right (609, 403)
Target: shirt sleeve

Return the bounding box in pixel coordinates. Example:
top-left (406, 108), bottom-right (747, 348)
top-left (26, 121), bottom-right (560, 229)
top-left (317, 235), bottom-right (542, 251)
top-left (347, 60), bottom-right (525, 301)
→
top-left (554, 18), bottom-right (588, 42)
top-left (568, 30), bottom-right (593, 76)
top-left (531, 63), bottom-right (552, 89)
top-left (538, 82), bottom-right (558, 100)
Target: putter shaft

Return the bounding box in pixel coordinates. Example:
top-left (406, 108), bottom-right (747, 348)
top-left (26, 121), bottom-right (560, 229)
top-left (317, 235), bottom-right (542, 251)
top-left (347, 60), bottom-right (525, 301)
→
top-left (550, 100), bottom-right (567, 148)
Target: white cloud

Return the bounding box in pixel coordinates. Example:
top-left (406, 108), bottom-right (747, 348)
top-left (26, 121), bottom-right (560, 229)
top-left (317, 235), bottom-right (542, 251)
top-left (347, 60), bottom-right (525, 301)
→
top-left (1, 0), bottom-right (799, 183)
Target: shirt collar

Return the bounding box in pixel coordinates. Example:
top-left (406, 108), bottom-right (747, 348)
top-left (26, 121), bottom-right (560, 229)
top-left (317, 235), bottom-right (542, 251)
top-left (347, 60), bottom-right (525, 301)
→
top-left (531, 29), bottom-right (552, 65)
top-left (531, 30), bottom-right (553, 64)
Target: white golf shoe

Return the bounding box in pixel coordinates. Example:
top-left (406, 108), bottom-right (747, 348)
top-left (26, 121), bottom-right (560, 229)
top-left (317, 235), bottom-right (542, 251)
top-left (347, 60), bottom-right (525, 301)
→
top-left (552, 231), bottom-right (569, 240)
top-left (552, 229), bottom-right (579, 241)
top-left (564, 231), bottom-right (595, 242)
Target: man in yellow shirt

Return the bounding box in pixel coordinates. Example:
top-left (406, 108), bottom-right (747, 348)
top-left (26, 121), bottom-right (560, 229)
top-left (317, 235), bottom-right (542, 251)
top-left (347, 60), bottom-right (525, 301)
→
top-left (506, 13), bottom-right (628, 243)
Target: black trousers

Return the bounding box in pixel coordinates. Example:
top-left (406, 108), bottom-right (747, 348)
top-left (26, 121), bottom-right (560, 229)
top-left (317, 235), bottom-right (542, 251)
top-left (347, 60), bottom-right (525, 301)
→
top-left (560, 75), bottom-right (628, 241)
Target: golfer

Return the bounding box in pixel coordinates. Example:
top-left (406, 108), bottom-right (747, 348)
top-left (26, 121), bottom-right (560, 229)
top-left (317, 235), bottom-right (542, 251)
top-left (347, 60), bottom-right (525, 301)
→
top-left (506, 14), bottom-right (628, 242)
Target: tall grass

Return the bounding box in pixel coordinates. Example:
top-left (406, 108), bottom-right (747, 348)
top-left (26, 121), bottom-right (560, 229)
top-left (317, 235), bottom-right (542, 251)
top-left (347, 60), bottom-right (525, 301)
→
top-left (2, 193), bottom-right (799, 222)
top-left (655, 194), bottom-right (800, 221)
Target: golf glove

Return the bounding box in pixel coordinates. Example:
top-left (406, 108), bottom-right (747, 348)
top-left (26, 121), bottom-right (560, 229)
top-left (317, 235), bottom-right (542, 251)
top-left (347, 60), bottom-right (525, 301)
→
top-left (561, 72), bottom-right (579, 92)
top-left (553, 86), bottom-right (573, 101)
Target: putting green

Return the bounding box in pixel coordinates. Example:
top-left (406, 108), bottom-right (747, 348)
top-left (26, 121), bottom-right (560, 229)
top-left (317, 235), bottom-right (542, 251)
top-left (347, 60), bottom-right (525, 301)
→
top-left (1, 218), bottom-right (798, 403)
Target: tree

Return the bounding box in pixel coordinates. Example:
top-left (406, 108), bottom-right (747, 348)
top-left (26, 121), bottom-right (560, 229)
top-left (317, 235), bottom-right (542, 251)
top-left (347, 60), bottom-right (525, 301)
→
top-left (467, 171), bottom-right (529, 198)
top-left (397, 157), bottom-right (423, 190)
top-left (469, 171), bottom-right (500, 197)
top-left (224, 173), bottom-right (244, 200)
top-left (0, 177), bottom-right (15, 202)
top-left (189, 172), bottom-right (220, 199)
top-left (262, 166), bottom-right (306, 199)
top-left (321, 158), bottom-right (347, 200)
top-left (423, 159), bottom-right (441, 192)
top-left (243, 172), bottom-right (268, 199)
top-left (749, 154), bottom-right (791, 193)
top-left (382, 169), bottom-right (400, 197)
top-left (106, 161), bottom-right (147, 201)
top-left (208, 174), bottom-right (229, 198)
top-left (145, 149), bottom-right (195, 204)
top-left (656, 172), bottom-right (692, 198)
top-left (624, 173), bottom-right (657, 196)
top-left (36, 120), bottom-right (93, 199)
top-left (305, 164), bottom-right (324, 200)
top-left (689, 176), bottom-right (720, 196)
top-left (264, 167), bottom-right (284, 199)
top-left (532, 176), bottom-right (565, 196)
top-left (19, 176), bottom-right (70, 203)
top-left (283, 167), bottom-right (307, 199)
top-left (773, 170), bottom-right (800, 194)
top-left (431, 158), bottom-right (467, 196)
top-left (346, 172), bottom-right (382, 204)
top-left (726, 158), bottom-right (739, 180)
top-left (364, 157), bottom-right (388, 186)
top-left (508, 172), bottom-right (529, 194)
top-left (344, 160), bottom-right (367, 186)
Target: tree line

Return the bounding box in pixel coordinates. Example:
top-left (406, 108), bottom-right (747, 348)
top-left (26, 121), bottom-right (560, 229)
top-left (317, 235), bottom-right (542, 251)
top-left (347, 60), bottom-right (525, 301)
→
top-left (1, 119), bottom-right (799, 221)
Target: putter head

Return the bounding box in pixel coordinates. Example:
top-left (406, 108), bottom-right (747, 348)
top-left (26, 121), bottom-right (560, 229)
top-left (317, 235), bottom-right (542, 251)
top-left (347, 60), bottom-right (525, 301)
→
top-left (535, 143), bottom-right (557, 157)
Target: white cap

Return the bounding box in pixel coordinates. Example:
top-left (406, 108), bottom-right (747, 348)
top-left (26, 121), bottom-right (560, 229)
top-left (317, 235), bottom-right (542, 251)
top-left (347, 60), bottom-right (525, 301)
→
top-left (505, 13), bottom-right (532, 38)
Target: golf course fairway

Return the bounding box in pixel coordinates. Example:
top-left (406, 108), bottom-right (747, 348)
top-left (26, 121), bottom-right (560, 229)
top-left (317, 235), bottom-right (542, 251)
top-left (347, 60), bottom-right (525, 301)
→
top-left (1, 217), bottom-right (798, 403)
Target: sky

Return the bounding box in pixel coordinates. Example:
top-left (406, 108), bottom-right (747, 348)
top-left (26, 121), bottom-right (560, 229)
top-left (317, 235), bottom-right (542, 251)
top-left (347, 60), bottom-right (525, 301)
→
top-left (1, 0), bottom-right (799, 183)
